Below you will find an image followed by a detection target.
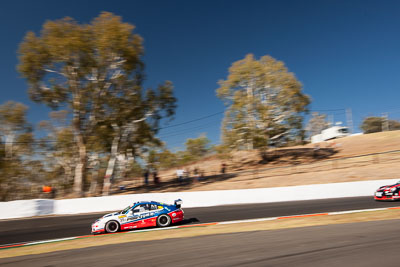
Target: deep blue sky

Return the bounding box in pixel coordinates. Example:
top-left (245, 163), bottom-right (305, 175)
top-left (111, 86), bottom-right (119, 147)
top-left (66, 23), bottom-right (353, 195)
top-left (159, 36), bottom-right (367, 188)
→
top-left (2, 0), bottom-right (400, 150)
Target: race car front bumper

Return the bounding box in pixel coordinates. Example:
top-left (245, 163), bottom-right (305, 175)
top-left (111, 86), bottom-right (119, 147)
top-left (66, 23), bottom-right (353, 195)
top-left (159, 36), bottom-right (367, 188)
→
top-left (374, 191), bottom-right (400, 201)
top-left (91, 229), bottom-right (105, 234)
top-left (91, 222), bottom-right (105, 234)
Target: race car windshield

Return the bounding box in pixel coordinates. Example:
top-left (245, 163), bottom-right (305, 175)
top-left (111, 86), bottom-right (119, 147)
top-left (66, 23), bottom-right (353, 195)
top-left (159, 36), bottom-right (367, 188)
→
top-left (120, 205), bottom-right (132, 214)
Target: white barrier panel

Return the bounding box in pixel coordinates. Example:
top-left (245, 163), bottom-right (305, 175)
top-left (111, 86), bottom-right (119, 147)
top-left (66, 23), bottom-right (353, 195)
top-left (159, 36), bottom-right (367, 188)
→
top-left (1, 178), bottom-right (398, 219)
top-left (0, 199), bottom-right (54, 220)
top-left (35, 199), bottom-right (55, 216)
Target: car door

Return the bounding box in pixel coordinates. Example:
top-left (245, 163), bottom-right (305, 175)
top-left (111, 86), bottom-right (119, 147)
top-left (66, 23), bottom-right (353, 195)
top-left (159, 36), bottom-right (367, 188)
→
top-left (120, 204), bottom-right (145, 230)
top-left (131, 204), bottom-right (152, 228)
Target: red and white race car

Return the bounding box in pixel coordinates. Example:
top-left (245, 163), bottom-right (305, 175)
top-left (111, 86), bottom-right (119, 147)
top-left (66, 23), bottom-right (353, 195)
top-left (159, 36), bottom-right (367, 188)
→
top-left (374, 182), bottom-right (400, 201)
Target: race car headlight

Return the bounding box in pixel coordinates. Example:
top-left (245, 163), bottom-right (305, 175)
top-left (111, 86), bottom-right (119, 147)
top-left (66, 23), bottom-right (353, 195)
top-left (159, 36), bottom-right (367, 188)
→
top-left (391, 187), bottom-right (397, 192)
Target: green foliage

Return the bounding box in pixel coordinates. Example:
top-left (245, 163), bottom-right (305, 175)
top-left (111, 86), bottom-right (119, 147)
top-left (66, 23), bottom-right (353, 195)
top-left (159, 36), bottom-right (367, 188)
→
top-left (18, 12), bottom-right (144, 109)
top-left (157, 149), bottom-right (178, 169)
top-left (184, 134), bottom-right (211, 158)
top-left (361, 116), bottom-right (400, 134)
top-left (177, 152), bottom-right (195, 166)
top-left (126, 161), bottom-right (144, 178)
top-left (216, 54), bottom-right (310, 150)
top-left (38, 110), bottom-right (75, 152)
top-left (144, 148), bottom-right (179, 170)
top-left (154, 135), bottom-right (213, 167)
top-left (0, 101), bottom-right (33, 159)
top-left (142, 135), bottom-right (212, 171)
top-left (390, 120), bottom-right (400, 130)
top-left (37, 110), bottom-right (77, 191)
top-left (0, 101), bottom-right (36, 201)
top-left (361, 117), bottom-right (382, 134)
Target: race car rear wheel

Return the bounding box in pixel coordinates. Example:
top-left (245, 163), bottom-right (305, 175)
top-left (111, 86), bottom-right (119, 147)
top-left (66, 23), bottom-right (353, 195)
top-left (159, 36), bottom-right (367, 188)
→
top-left (105, 220), bottom-right (120, 233)
top-left (157, 214), bottom-right (171, 227)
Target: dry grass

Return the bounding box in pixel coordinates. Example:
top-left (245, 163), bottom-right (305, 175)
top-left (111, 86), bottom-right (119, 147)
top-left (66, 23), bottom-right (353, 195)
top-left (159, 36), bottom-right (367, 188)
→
top-left (2, 208), bottom-right (400, 259)
top-left (116, 131), bottom-right (400, 193)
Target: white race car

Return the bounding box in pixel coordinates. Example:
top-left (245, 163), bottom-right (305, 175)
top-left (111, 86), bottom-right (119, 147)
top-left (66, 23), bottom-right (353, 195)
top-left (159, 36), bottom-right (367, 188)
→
top-left (91, 199), bottom-right (184, 234)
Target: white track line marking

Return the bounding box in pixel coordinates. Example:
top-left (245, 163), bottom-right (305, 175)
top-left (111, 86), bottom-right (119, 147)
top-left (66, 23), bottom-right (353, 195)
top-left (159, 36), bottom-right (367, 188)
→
top-left (328, 207), bottom-right (388, 215)
top-left (127, 226), bottom-right (179, 233)
top-left (219, 217), bottom-right (278, 225)
top-left (26, 237), bottom-right (78, 246)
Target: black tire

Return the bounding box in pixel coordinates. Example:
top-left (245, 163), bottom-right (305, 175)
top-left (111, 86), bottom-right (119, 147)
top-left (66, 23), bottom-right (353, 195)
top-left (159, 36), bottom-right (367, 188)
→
top-left (105, 220), bottom-right (120, 233)
top-left (157, 214), bottom-right (171, 227)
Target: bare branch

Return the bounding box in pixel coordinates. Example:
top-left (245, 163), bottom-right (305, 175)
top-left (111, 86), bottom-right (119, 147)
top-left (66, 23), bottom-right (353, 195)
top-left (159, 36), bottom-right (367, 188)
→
top-left (44, 68), bottom-right (67, 78)
top-left (40, 83), bottom-right (50, 91)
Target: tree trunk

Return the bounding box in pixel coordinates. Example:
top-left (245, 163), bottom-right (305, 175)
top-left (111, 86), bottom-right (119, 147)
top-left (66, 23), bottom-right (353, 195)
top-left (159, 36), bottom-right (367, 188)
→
top-left (58, 159), bottom-right (73, 194)
top-left (120, 154), bottom-right (129, 180)
top-left (64, 164), bottom-right (73, 186)
top-left (89, 156), bottom-right (100, 196)
top-left (246, 81), bottom-right (255, 150)
top-left (102, 135), bottom-right (120, 196)
top-left (102, 156), bottom-right (116, 196)
top-left (73, 133), bottom-right (86, 197)
top-left (89, 170), bottom-right (99, 196)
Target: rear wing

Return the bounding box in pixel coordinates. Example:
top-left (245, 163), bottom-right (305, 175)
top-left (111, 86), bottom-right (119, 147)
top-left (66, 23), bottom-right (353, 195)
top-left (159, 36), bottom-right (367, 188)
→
top-left (174, 199), bottom-right (183, 208)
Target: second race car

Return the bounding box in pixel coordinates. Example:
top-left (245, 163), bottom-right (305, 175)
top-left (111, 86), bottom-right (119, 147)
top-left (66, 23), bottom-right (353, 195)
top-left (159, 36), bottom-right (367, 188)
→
top-left (374, 181), bottom-right (400, 201)
top-left (91, 199), bottom-right (184, 234)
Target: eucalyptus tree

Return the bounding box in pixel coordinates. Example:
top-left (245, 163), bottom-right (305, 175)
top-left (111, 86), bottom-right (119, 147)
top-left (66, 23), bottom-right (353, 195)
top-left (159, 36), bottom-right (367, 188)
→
top-left (0, 101), bottom-right (34, 200)
top-left (360, 116), bottom-right (400, 134)
top-left (0, 101), bottom-right (33, 158)
top-left (216, 54), bottom-right (310, 150)
top-left (185, 134), bottom-right (211, 158)
top-left (101, 80), bottom-right (176, 195)
top-left (18, 12), bottom-right (176, 196)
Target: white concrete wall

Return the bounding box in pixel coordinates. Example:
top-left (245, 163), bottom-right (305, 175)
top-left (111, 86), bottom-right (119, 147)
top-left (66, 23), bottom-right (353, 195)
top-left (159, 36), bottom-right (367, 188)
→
top-left (0, 199), bottom-right (48, 219)
top-left (35, 199), bottom-right (55, 216)
top-left (1, 179), bottom-right (397, 220)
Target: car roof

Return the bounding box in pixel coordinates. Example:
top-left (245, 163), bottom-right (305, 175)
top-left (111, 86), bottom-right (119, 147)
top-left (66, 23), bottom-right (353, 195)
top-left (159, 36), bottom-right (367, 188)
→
top-left (132, 200), bottom-right (162, 205)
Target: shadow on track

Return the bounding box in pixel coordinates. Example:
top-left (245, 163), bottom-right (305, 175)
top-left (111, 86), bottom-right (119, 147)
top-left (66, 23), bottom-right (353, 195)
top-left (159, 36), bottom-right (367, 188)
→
top-left (175, 217), bottom-right (200, 225)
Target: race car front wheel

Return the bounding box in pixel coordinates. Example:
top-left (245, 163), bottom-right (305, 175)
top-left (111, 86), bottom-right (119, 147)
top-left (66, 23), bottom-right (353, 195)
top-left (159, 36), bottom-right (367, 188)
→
top-left (157, 214), bottom-right (171, 227)
top-left (105, 220), bottom-right (120, 233)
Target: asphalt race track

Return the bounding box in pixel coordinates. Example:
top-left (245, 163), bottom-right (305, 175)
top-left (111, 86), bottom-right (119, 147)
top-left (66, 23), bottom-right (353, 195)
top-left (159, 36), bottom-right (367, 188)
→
top-left (1, 196), bottom-right (399, 246)
top-left (1, 219), bottom-right (400, 266)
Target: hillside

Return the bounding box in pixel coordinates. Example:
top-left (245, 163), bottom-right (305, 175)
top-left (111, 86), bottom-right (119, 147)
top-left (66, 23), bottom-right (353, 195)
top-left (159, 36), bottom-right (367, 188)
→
top-left (115, 131), bottom-right (400, 194)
